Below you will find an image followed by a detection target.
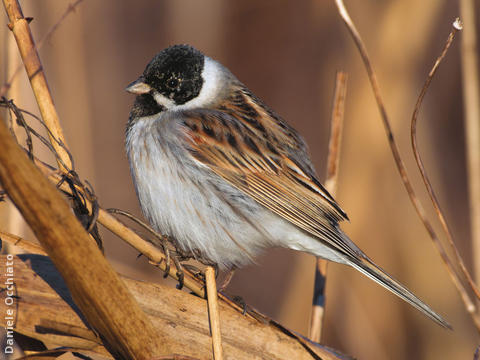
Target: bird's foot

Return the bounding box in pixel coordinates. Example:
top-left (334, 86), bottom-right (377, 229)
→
top-left (219, 267), bottom-right (236, 292)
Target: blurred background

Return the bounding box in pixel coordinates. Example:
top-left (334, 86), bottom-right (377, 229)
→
top-left (1, 0), bottom-right (479, 358)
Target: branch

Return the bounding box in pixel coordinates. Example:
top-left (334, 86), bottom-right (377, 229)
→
top-left (0, 230), bottom-right (46, 255)
top-left (1, 254), bottom-right (351, 360)
top-left (3, 0), bottom-right (72, 171)
top-left (0, 0), bottom-right (85, 98)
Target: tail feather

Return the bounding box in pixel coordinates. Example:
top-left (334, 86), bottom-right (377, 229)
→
top-left (348, 258), bottom-right (451, 329)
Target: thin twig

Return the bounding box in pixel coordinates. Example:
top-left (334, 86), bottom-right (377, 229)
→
top-left (459, 0), bottom-right (480, 284)
top-left (0, 0), bottom-right (85, 97)
top-left (411, 18), bottom-right (480, 306)
top-left (309, 71), bottom-right (347, 343)
top-left (3, 0), bottom-right (72, 171)
top-left (205, 266), bottom-right (224, 360)
top-left (101, 208), bottom-right (207, 298)
top-left (334, 0), bottom-right (480, 332)
top-left (0, 229), bottom-right (46, 255)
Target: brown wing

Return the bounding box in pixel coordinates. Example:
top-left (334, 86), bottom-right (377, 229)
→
top-left (180, 88), bottom-right (356, 258)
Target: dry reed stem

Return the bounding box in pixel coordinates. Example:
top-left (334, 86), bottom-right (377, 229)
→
top-left (334, 0), bottom-right (480, 332)
top-left (205, 266), bottom-right (224, 360)
top-left (0, 230), bottom-right (46, 255)
top-left (7, 254), bottom-right (346, 359)
top-left (0, 115), bottom-right (171, 358)
top-left (0, 0), bottom-right (85, 98)
top-left (97, 209), bottom-right (206, 297)
top-left (459, 0), bottom-right (480, 284)
top-left (309, 71), bottom-right (347, 342)
top-left (5, 22), bottom-right (26, 254)
top-left (3, 0), bottom-right (72, 171)
top-left (411, 19), bottom-right (480, 329)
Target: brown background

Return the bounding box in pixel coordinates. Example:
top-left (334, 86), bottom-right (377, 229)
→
top-left (1, 1), bottom-right (478, 359)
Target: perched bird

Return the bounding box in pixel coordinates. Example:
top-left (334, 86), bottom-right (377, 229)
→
top-left (125, 44), bottom-right (449, 328)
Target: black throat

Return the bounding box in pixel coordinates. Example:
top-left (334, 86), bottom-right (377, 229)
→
top-left (131, 93), bottom-right (165, 118)
top-left (126, 93), bottom-right (165, 134)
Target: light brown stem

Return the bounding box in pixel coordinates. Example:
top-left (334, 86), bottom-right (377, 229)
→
top-left (0, 230), bottom-right (46, 255)
top-left (459, 0), bottom-right (480, 284)
top-left (3, 254), bottom-right (348, 360)
top-left (3, 0), bottom-right (72, 171)
top-left (98, 209), bottom-right (206, 298)
top-left (205, 266), bottom-right (224, 360)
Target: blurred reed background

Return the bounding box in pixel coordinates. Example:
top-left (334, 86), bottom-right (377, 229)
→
top-left (1, 1), bottom-right (478, 358)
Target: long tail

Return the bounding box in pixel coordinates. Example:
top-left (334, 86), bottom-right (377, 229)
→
top-left (348, 257), bottom-right (451, 329)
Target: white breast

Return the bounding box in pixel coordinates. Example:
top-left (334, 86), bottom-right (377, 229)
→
top-left (125, 115), bottom-right (273, 269)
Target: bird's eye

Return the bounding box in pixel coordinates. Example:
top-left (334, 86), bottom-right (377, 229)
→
top-left (167, 78), bottom-right (179, 89)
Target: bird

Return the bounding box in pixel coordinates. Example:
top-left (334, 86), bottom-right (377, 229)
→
top-left (125, 44), bottom-right (450, 328)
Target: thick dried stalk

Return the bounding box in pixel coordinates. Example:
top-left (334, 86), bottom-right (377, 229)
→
top-left (334, 0), bottom-right (480, 332)
top-left (309, 71), bottom-right (347, 342)
top-left (459, 0), bottom-right (480, 283)
top-left (0, 116), bottom-right (171, 359)
top-left (205, 266), bottom-right (224, 360)
top-left (3, 0), bottom-right (72, 171)
top-left (3, 254), bottom-right (350, 360)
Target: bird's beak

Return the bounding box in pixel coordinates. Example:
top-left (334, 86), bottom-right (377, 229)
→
top-left (125, 76), bottom-right (151, 94)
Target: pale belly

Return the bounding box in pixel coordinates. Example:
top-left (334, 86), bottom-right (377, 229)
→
top-left (126, 117), bottom-right (273, 268)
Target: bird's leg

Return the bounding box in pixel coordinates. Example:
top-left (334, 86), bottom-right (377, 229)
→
top-left (219, 267), bottom-right (236, 292)
top-left (159, 235), bottom-right (171, 279)
top-left (172, 253), bottom-right (185, 290)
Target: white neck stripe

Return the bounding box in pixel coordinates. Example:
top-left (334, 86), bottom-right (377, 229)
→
top-left (154, 57), bottom-right (222, 111)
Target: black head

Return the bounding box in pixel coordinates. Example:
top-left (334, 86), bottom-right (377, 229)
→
top-left (126, 44), bottom-right (205, 107)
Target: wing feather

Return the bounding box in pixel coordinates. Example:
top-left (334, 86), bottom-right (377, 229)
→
top-left (179, 94), bottom-right (357, 258)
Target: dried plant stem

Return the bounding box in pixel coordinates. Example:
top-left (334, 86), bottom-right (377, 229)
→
top-left (5, 16), bottom-right (26, 253)
top-left (411, 20), bottom-right (480, 322)
top-left (3, 0), bottom-right (72, 171)
top-left (309, 71), bottom-right (347, 342)
top-left (97, 209), bottom-right (206, 298)
top-left (334, 0), bottom-right (480, 331)
top-left (9, 254), bottom-right (346, 360)
top-left (459, 0), bottom-right (480, 283)
top-left (205, 266), bottom-right (224, 360)
top-left (0, 115), bottom-right (171, 359)
top-left (0, 229), bottom-right (46, 255)
top-left (0, 0), bottom-right (85, 97)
